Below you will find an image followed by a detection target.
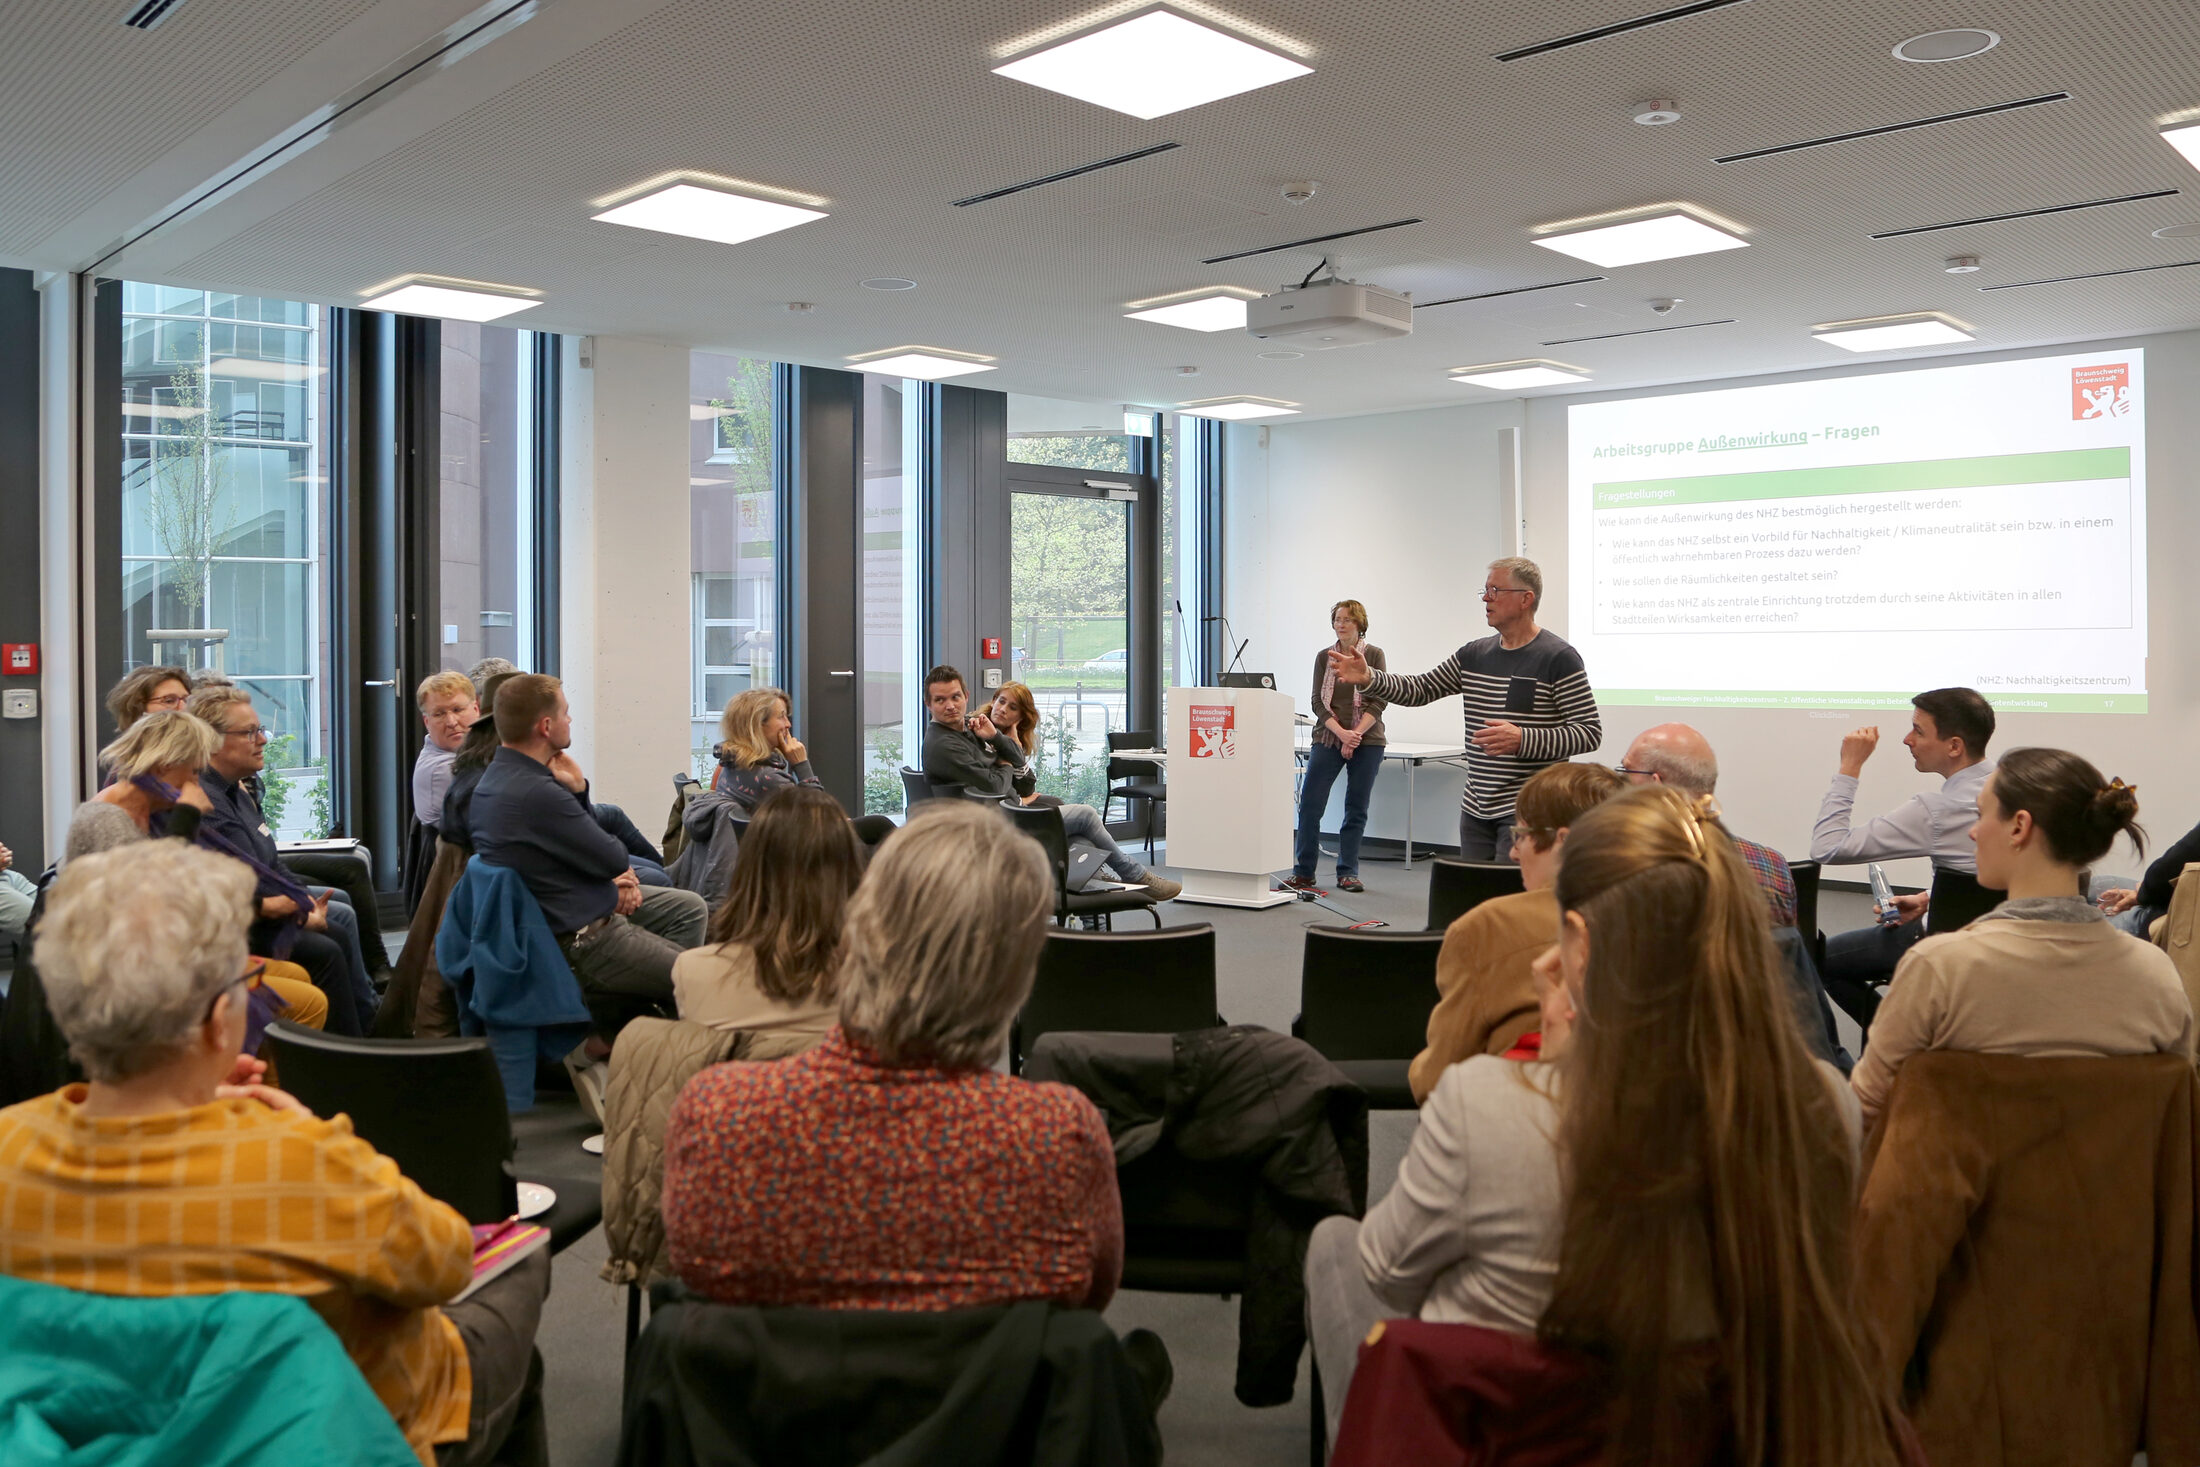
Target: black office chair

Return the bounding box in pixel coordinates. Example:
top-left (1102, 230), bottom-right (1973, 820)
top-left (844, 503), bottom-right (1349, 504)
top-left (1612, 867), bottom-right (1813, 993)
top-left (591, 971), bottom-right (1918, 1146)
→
top-left (1103, 731), bottom-right (1167, 860)
top-left (1928, 867), bottom-right (2002, 933)
top-left (1001, 801), bottom-right (1161, 932)
top-left (1787, 858), bottom-right (1824, 971)
top-left (1012, 924), bottom-right (1219, 1073)
top-left (1424, 859), bottom-right (1525, 932)
top-left (261, 1021), bottom-right (601, 1252)
top-left (900, 768), bottom-right (933, 814)
top-left (1291, 927), bottom-right (1444, 1109)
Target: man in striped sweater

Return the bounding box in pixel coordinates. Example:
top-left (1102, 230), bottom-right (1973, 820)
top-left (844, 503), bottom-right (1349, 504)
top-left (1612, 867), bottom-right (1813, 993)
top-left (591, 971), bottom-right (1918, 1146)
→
top-left (1329, 557), bottom-right (1601, 861)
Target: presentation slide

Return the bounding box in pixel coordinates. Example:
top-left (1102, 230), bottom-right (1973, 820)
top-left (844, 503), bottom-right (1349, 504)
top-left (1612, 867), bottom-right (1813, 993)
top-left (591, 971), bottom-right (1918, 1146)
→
top-left (1566, 348), bottom-right (2147, 713)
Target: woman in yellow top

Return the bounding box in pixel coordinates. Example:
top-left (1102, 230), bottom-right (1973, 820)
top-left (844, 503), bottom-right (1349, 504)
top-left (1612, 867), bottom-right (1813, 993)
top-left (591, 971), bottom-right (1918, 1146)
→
top-left (0, 841), bottom-right (547, 1467)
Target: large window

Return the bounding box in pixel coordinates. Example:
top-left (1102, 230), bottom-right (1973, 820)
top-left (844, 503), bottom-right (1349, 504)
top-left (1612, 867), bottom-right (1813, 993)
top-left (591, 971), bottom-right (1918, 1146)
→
top-left (120, 283), bottom-right (331, 836)
top-left (860, 373), bottom-right (924, 815)
top-left (1006, 394), bottom-right (1140, 472)
top-left (438, 323), bottom-right (544, 678)
top-left (689, 352), bottom-right (778, 777)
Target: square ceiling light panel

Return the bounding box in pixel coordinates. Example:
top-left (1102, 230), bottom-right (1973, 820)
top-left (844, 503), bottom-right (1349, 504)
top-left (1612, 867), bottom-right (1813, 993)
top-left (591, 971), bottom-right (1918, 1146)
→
top-left (359, 284), bottom-right (539, 322)
top-left (994, 11), bottom-right (1311, 120)
top-left (1450, 360), bottom-right (1590, 390)
top-left (1532, 211), bottom-right (1748, 268)
top-left (1812, 316), bottom-right (1973, 352)
top-left (2161, 122), bottom-right (2200, 170)
top-left (1178, 397), bottom-right (1299, 419)
top-left (850, 349), bottom-right (996, 380)
top-left (1126, 293), bottom-right (1251, 331)
top-left (592, 183), bottom-right (826, 245)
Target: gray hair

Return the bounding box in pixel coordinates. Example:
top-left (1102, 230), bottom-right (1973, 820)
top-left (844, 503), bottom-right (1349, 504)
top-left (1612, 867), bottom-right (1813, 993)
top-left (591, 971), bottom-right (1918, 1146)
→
top-left (99, 709), bottom-right (223, 780)
top-left (35, 842), bottom-right (256, 1082)
top-left (469, 658), bottom-right (520, 698)
top-left (185, 683), bottom-right (256, 732)
top-left (1487, 556), bottom-right (1544, 611)
top-left (1633, 733), bottom-right (1719, 795)
top-left (835, 802), bottom-right (1052, 1070)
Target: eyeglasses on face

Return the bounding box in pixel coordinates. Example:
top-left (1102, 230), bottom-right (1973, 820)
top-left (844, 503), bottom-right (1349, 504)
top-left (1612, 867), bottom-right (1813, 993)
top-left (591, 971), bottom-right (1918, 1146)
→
top-left (1479, 585), bottom-right (1531, 600)
top-left (226, 724), bottom-right (270, 742)
top-left (1613, 764), bottom-right (1659, 779)
top-left (148, 693), bottom-right (189, 709)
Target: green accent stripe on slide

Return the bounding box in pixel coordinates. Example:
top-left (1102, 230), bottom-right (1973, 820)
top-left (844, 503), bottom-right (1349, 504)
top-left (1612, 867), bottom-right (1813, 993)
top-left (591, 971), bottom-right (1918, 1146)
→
top-left (1597, 688), bottom-right (2147, 714)
top-left (1592, 447), bottom-right (2130, 509)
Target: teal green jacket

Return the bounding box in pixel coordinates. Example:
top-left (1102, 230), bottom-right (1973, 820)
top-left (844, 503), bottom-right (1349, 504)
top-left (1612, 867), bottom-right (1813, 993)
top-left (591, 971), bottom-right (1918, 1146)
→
top-left (0, 1274), bottom-right (419, 1466)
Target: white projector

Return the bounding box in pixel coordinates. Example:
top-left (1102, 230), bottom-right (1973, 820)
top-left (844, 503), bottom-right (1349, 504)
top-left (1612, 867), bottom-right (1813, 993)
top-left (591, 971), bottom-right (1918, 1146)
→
top-left (1246, 279), bottom-right (1413, 348)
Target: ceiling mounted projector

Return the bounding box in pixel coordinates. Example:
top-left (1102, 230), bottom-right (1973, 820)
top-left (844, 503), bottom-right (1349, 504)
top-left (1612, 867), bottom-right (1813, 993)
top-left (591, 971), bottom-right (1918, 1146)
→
top-left (1246, 278), bottom-right (1413, 348)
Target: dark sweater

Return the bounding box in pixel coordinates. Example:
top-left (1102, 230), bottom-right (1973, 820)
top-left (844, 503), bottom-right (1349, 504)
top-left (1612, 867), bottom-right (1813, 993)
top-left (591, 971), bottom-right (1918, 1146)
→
top-left (922, 719), bottom-right (1026, 801)
top-left (2137, 819), bottom-right (2200, 911)
top-left (468, 746), bottom-right (629, 934)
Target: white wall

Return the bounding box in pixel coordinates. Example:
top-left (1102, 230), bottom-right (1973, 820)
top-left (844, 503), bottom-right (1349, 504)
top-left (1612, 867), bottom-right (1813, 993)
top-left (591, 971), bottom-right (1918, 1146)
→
top-left (1231, 328), bottom-right (2197, 881)
top-left (1223, 399), bottom-right (1523, 847)
top-left (559, 335), bottom-right (691, 822)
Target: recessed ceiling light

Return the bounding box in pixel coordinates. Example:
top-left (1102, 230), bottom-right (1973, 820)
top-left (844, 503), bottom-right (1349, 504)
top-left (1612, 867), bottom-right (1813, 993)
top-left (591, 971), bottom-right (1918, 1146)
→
top-left (359, 283), bottom-right (539, 322)
top-left (1125, 293), bottom-right (1251, 332)
top-left (1178, 396), bottom-right (1300, 419)
top-left (1258, 350), bottom-right (1304, 360)
top-left (1893, 28), bottom-right (2000, 63)
top-left (993, 10), bottom-right (1311, 120)
top-left (1811, 314), bottom-right (1974, 351)
top-left (593, 182), bottom-right (826, 246)
top-left (1532, 210), bottom-right (1748, 268)
top-left (861, 278), bottom-right (918, 290)
top-left (1449, 360), bottom-right (1591, 390)
top-left (2161, 123), bottom-right (2200, 172)
top-left (846, 346), bottom-right (996, 380)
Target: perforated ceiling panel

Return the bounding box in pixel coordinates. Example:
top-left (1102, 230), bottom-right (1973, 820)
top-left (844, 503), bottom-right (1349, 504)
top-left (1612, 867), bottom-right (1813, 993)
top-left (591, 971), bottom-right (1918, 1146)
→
top-left (19, 0), bottom-right (2200, 415)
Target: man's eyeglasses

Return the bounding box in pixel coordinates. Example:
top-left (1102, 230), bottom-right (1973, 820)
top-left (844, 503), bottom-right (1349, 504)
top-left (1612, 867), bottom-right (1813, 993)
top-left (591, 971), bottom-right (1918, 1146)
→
top-left (1480, 585), bottom-right (1531, 600)
top-left (1613, 764), bottom-right (1660, 780)
top-left (226, 724), bottom-right (270, 742)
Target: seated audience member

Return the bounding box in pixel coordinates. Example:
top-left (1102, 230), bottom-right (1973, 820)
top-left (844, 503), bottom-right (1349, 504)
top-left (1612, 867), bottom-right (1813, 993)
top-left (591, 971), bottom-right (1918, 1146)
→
top-left (2095, 812), bottom-right (2200, 936)
top-left (0, 841), bottom-right (31, 937)
top-left (188, 685), bottom-right (378, 1034)
top-left (926, 670), bottom-right (1179, 900)
top-left (411, 671), bottom-right (479, 833)
top-left (1618, 723), bottom-right (1797, 926)
top-left (1406, 762), bottom-right (1624, 1103)
top-left (663, 800), bottom-right (1121, 1311)
top-left (0, 841), bottom-right (550, 1466)
top-left (1306, 786), bottom-right (1883, 1457)
top-left (467, 657), bottom-right (518, 700)
top-left (440, 673), bottom-right (517, 851)
top-left (468, 674), bottom-right (706, 1033)
top-left (712, 688), bottom-right (897, 847)
top-left (671, 786), bottom-right (857, 1051)
top-left (104, 664), bottom-right (192, 734)
top-left (1851, 748), bottom-right (2194, 1128)
top-left (1810, 687), bottom-right (1996, 1028)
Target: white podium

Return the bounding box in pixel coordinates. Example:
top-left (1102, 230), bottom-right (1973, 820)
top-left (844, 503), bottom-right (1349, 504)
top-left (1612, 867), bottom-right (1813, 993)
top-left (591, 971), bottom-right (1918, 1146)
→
top-left (1165, 686), bottom-right (1295, 909)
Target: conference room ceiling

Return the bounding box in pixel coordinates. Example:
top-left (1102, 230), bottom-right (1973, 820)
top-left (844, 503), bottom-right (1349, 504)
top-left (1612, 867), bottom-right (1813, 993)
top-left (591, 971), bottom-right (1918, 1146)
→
top-left (9, 0), bottom-right (2200, 418)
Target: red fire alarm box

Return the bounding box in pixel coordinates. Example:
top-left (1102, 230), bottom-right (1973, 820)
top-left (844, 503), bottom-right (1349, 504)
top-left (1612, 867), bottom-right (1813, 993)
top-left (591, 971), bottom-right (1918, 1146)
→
top-left (2, 643), bottom-right (35, 676)
top-left (981, 638), bottom-right (1002, 660)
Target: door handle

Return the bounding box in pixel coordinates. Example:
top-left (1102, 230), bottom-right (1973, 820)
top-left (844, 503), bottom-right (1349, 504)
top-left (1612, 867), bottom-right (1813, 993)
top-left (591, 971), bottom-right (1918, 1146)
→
top-left (828, 669), bottom-right (856, 677)
top-left (364, 680), bottom-right (395, 688)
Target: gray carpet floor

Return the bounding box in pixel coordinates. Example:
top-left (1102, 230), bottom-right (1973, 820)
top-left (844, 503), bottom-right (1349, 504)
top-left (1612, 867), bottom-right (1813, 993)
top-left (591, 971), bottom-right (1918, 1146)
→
top-left (415, 852), bottom-right (1881, 1466)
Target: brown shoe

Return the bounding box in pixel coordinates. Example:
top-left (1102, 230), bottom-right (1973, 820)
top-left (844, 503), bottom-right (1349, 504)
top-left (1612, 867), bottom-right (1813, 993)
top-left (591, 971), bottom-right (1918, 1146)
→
top-left (1280, 875), bottom-right (1320, 891)
top-left (1338, 875), bottom-right (1365, 893)
top-left (1138, 874), bottom-right (1183, 901)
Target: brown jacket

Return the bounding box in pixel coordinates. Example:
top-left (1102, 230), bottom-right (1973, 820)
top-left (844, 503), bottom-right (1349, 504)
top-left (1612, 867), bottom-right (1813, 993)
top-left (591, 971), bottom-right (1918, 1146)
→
top-left (2158, 861), bottom-right (2200, 1024)
top-left (1310, 643), bottom-right (1387, 749)
top-left (1407, 888), bottom-right (1555, 1104)
top-left (1855, 1051), bottom-right (2200, 1467)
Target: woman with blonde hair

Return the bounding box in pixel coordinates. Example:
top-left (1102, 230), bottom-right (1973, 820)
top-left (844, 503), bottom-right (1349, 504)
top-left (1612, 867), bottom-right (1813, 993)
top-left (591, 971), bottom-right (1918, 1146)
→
top-left (1287, 599), bottom-right (1387, 893)
top-left (671, 786), bottom-right (861, 1052)
top-left (1310, 786), bottom-right (1895, 1464)
top-left (712, 686), bottom-right (901, 846)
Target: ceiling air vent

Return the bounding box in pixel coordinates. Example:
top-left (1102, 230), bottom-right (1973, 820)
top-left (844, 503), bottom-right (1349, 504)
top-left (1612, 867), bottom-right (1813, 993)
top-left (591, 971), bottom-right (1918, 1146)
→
top-left (123, 0), bottom-right (187, 31)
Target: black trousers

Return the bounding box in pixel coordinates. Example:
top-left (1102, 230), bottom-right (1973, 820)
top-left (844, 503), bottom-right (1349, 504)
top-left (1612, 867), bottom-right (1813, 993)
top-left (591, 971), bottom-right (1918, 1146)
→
top-left (252, 921), bottom-right (366, 1036)
top-left (281, 850), bottom-right (393, 973)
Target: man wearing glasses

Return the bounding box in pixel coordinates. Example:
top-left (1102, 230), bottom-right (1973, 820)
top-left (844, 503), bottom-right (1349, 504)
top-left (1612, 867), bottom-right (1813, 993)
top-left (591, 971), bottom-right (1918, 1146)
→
top-left (1329, 556), bottom-right (1602, 862)
top-left (188, 685), bottom-right (379, 1033)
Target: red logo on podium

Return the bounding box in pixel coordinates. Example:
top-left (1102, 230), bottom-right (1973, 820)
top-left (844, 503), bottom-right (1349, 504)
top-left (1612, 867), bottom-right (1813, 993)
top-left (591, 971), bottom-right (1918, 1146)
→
top-left (1188, 704), bottom-right (1236, 759)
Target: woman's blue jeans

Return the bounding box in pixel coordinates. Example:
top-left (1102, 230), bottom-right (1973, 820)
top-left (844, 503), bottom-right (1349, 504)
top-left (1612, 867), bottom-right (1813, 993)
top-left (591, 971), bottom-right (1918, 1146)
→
top-left (1294, 741), bottom-right (1383, 880)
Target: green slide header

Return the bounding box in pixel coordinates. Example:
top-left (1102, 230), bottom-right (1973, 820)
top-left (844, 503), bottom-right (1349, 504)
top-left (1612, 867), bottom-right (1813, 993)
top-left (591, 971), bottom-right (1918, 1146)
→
top-left (1592, 447), bottom-right (2130, 510)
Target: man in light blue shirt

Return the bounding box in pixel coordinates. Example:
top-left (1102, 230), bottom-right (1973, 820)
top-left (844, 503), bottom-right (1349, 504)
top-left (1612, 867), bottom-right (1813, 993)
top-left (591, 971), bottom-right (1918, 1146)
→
top-left (1810, 686), bottom-right (1996, 1031)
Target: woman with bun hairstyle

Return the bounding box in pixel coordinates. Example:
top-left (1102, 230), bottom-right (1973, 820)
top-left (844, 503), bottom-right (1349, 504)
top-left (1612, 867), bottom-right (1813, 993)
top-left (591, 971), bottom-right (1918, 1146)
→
top-left (1852, 748), bottom-right (2193, 1127)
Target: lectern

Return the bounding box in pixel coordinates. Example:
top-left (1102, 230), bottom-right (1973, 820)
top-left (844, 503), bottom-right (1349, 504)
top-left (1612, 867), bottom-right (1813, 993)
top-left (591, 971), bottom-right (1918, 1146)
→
top-left (1165, 686), bottom-right (1294, 909)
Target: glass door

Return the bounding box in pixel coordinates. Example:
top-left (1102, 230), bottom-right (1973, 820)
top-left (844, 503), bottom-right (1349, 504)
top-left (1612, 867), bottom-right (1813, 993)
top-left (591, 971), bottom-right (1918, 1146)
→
top-left (1008, 482), bottom-right (1138, 807)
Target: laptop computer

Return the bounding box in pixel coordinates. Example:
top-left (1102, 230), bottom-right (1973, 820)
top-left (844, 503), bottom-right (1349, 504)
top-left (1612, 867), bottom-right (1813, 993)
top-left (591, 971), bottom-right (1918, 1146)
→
top-left (1217, 671), bottom-right (1277, 689)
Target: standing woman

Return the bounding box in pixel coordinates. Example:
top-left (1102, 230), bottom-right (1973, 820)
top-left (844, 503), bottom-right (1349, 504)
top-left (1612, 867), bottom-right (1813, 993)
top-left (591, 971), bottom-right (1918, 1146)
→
top-left (1288, 600), bottom-right (1387, 893)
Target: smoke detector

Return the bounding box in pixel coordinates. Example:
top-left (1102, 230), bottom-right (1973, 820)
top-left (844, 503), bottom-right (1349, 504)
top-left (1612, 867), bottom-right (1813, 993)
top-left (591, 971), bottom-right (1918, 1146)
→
top-left (1943, 255), bottom-right (1982, 274)
top-left (1281, 181), bottom-right (1319, 204)
top-left (1632, 99), bottom-right (1682, 126)
top-left (785, 301), bottom-right (816, 312)
top-left (1177, 365), bottom-right (1201, 377)
top-left (1649, 297), bottom-right (1683, 315)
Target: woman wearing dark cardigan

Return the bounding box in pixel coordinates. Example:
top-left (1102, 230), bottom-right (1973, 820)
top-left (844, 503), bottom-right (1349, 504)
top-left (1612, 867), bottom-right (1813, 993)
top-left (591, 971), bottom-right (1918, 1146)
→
top-left (1287, 600), bottom-right (1388, 893)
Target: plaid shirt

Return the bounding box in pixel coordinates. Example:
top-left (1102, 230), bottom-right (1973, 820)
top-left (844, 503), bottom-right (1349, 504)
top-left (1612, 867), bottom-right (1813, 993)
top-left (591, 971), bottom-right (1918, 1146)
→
top-left (0, 1088), bottom-right (474, 1465)
top-left (1731, 834), bottom-right (1800, 929)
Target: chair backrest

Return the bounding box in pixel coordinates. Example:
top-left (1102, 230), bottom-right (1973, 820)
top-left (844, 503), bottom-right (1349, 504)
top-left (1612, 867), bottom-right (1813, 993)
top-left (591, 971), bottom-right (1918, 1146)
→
top-left (1297, 927), bottom-right (1445, 1061)
top-left (261, 1019), bottom-right (518, 1223)
top-left (1000, 800), bottom-right (1072, 908)
top-left (900, 768), bottom-right (933, 812)
top-left (1425, 858), bottom-right (1526, 932)
top-left (1928, 867), bottom-right (2002, 932)
top-left (1107, 730), bottom-right (1161, 783)
top-left (1018, 925), bottom-right (1218, 1066)
top-left (1787, 858), bottom-right (1821, 940)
